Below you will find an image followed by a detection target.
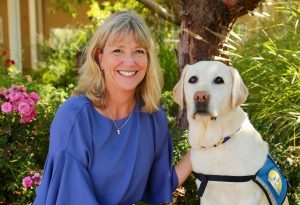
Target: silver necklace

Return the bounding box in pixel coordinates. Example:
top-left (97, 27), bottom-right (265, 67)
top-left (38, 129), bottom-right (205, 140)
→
top-left (106, 105), bottom-right (134, 135)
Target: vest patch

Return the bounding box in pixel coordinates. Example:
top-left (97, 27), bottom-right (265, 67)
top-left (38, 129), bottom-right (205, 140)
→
top-left (268, 169), bottom-right (282, 195)
top-left (254, 155), bottom-right (288, 205)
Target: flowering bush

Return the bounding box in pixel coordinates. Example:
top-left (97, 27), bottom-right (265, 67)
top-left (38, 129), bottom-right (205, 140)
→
top-left (0, 71), bottom-right (72, 203)
top-left (0, 85), bottom-right (39, 123)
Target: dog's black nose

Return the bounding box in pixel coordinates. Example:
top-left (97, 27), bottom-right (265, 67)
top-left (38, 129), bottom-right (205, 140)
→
top-left (194, 91), bottom-right (210, 103)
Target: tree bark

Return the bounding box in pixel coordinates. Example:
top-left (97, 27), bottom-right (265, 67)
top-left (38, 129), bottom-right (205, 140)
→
top-left (221, 0), bottom-right (263, 17)
top-left (178, 0), bottom-right (264, 69)
top-left (179, 0), bottom-right (233, 67)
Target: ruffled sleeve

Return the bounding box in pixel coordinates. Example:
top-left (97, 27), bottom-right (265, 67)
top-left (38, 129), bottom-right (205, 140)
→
top-left (33, 151), bottom-right (98, 205)
top-left (142, 108), bottom-right (179, 204)
top-left (33, 96), bottom-right (98, 205)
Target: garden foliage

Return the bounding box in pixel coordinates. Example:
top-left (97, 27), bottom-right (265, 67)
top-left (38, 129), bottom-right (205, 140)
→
top-left (224, 2), bottom-right (300, 204)
top-left (0, 62), bottom-right (71, 203)
top-left (0, 1), bottom-right (299, 204)
top-left (33, 28), bottom-right (88, 87)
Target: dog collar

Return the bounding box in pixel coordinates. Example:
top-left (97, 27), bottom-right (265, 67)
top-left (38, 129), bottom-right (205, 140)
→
top-left (200, 127), bottom-right (242, 149)
top-left (200, 136), bottom-right (231, 149)
top-left (216, 136), bottom-right (231, 146)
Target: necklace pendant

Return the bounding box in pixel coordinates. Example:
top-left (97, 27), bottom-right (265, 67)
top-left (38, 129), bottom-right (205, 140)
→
top-left (117, 129), bottom-right (121, 135)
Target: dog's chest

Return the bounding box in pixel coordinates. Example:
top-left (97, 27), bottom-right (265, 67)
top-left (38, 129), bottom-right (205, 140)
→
top-left (191, 135), bottom-right (268, 176)
top-left (199, 181), bottom-right (264, 205)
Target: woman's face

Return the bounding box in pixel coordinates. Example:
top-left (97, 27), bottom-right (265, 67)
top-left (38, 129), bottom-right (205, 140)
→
top-left (98, 32), bottom-right (148, 96)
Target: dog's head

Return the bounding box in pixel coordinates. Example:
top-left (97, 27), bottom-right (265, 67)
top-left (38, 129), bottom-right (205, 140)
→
top-left (173, 61), bottom-right (248, 121)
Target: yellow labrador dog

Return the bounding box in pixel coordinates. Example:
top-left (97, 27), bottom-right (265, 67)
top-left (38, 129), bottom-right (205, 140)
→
top-left (173, 61), bottom-right (288, 205)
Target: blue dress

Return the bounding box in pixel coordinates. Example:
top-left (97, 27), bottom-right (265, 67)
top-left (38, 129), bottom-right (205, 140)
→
top-left (33, 95), bottom-right (178, 205)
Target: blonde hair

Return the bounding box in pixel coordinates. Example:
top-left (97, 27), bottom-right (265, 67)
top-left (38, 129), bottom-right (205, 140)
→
top-left (74, 11), bottom-right (163, 113)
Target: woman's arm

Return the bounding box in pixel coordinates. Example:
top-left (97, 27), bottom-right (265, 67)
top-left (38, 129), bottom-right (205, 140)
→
top-left (175, 150), bottom-right (192, 187)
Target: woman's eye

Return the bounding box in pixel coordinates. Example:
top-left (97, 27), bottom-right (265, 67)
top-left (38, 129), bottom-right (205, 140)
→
top-left (135, 50), bottom-right (145, 54)
top-left (112, 49), bottom-right (122, 53)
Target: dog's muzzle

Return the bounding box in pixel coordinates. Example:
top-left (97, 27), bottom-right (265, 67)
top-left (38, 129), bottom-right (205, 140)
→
top-left (193, 91), bottom-right (210, 117)
top-left (194, 102), bottom-right (209, 115)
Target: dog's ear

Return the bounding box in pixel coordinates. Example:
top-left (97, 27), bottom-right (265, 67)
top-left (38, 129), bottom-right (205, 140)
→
top-left (173, 65), bottom-right (189, 109)
top-left (231, 68), bottom-right (248, 108)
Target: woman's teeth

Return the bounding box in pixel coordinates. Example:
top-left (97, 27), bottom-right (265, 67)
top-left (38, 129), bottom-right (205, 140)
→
top-left (118, 71), bottom-right (137, 76)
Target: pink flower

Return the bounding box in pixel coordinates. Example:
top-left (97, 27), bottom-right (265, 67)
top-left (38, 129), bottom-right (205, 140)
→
top-left (22, 176), bottom-right (33, 188)
top-left (11, 103), bottom-right (18, 112)
top-left (28, 92), bottom-right (39, 104)
top-left (18, 102), bottom-right (31, 115)
top-left (26, 98), bottom-right (35, 106)
top-left (32, 173), bottom-right (41, 185)
top-left (21, 114), bottom-right (33, 123)
top-left (20, 109), bottom-right (36, 123)
top-left (8, 92), bottom-right (23, 102)
top-left (1, 85), bottom-right (39, 123)
top-left (30, 108), bottom-right (37, 118)
top-left (1, 102), bottom-right (13, 113)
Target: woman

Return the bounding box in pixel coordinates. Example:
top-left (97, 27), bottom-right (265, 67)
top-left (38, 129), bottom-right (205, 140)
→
top-left (34, 11), bottom-right (192, 205)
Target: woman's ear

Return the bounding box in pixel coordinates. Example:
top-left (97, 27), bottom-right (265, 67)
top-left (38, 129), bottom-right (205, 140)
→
top-left (97, 49), bottom-right (103, 71)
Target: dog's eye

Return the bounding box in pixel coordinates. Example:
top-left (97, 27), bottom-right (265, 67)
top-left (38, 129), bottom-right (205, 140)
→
top-left (214, 77), bottom-right (224, 84)
top-left (188, 76), bottom-right (198, 84)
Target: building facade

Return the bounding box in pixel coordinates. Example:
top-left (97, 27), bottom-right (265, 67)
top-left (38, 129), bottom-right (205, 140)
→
top-left (0, 0), bottom-right (91, 72)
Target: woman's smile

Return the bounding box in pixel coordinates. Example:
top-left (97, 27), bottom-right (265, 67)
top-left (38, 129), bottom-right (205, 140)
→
top-left (117, 70), bottom-right (138, 77)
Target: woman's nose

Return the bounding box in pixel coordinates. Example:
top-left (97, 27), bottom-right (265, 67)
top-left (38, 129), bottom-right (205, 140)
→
top-left (122, 53), bottom-right (136, 65)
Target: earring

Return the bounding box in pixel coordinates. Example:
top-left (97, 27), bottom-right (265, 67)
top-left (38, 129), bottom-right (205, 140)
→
top-left (100, 67), bottom-right (104, 75)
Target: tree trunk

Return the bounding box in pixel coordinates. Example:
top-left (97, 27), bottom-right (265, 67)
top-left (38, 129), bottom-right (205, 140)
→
top-left (177, 0), bottom-right (263, 129)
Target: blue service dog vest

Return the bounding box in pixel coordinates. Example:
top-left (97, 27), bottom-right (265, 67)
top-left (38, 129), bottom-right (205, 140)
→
top-left (254, 155), bottom-right (288, 205)
top-left (193, 155), bottom-right (288, 205)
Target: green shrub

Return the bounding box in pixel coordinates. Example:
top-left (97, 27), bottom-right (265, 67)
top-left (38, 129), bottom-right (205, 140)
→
top-left (225, 3), bottom-right (300, 204)
top-left (155, 22), bottom-right (179, 92)
top-left (32, 28), bottom-right (89, 87)
top-left (0, 72), bottom-right (71, 204)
